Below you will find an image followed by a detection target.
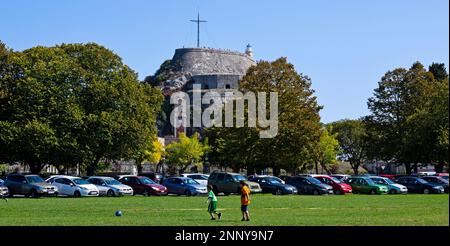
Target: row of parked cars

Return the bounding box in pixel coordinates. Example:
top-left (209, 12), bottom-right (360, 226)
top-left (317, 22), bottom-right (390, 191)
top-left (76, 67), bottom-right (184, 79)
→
top-left (0, 171), bottom-right (448, 198)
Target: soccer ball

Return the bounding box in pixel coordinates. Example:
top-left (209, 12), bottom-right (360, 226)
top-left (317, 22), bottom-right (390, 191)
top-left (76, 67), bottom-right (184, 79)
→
top-left (115, 210), bottom-right (123, 217)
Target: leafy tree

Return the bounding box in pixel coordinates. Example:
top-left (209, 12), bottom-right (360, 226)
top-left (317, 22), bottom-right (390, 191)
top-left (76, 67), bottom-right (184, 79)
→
top-left (365, 62), bottom-right (448, 174)
top-left (429, 63), bottom-right (449, 82)
top-left (165, 133), bottom-right (208, 174)
top-left (135, 138), bottom-right (165, 174)
top-left (330, 119), bottom-right (368, 175)
top-left (312, 127), bottom-right (339, 174)
top-left (208, 58), bottom-right (322, 175)
top-left (0, 42), bottom-right (163, 174)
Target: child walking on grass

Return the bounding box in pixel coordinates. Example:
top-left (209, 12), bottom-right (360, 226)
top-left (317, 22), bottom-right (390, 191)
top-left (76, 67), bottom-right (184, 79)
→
top-left (207, 185), bottom-right (222, 220)
top-left (240, 180), bottom-right (251, 221)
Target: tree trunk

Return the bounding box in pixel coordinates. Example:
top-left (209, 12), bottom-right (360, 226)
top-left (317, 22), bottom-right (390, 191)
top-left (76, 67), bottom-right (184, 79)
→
top-left (315, 161), bottom-right (319, 174)
top-left (136, 160), bottom-right (143, 175)
top-left (435, 162), bottom-right (444, 173)
top-left (272, 166), bottom-right (280, 177)
top-left (413, 163), bottom-right (418, 174)
top-left (55, 165), bottom-right (66, 174)
top-left (404, 163), bottom-right (412, 175)
top-left (28, 163), bottom-right (44, 174)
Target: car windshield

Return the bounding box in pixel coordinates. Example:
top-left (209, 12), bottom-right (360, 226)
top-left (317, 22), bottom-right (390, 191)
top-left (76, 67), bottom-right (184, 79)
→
top-left (306, 177), bottom-right (322, 184)
top-left (233, 175), bottom-right (247, 181)
top-left (383, 178), bottom-right (394, 184)
top-left (104, 179), bottom-right (121, 185)
top-left (26, 176), bottom-right (45, 183)
top-left (140, 177), bottom-right (155, 184)
top-left (183, 179), bottom-right (199, 185)
top-left (372, 178), bottom-right (388, 185)
top-left (266, 178), bottom-right (281, 184)
top-left (73, 178), bottom-right (89, 185)
top-left (330, 177), bottom-right (342, 183)
top-left (417, 178), bottom-right (427, 184)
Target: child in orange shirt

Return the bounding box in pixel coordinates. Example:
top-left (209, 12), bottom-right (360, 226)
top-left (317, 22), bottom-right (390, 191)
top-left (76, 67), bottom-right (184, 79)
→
top-left (239, 180), bottom-right (251, 221)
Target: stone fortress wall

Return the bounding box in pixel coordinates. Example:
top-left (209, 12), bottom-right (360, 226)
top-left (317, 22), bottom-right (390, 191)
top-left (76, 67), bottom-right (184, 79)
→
top-left (171, 47), bottom-right (255, 76)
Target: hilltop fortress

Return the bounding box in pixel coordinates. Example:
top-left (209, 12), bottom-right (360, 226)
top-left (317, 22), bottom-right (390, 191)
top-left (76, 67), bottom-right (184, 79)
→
top-left (157, 45), bottom-right (255, 93)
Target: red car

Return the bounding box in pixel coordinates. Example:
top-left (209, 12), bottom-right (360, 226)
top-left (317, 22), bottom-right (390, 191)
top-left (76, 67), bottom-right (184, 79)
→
top-left (313, 175), bottom-right (353, 195)
top-left (379, 174), bottom-right (397, 180)
top-left (117, 175), bottom-right (168, 196)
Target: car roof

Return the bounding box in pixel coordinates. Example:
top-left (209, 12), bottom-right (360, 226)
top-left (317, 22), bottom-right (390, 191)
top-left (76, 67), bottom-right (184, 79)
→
top-left (87, 176), bottom-right (114, 179)
top-left (48, 175), bottom-right (80, 180)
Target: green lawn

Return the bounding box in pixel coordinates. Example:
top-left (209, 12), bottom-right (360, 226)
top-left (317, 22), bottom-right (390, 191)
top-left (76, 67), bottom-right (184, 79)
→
top-left (0, 194), bottom-right (448, 226)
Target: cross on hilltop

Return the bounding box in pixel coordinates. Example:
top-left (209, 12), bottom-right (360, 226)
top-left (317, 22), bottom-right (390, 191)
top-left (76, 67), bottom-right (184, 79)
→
top-left (190, 12), bottom-right (207, 48)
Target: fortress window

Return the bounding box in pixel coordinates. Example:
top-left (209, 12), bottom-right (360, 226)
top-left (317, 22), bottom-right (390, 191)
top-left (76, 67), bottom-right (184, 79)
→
top-left (203, 84), bottom-right (209, 89)
top-left (225, 84), bottom-right (231, 89)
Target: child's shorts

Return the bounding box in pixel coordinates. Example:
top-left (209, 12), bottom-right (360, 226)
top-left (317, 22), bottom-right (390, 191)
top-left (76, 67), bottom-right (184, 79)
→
top-left (208, 201), bottom-right (217, 213)
top-left (241, 205), bottom-right (248, 212)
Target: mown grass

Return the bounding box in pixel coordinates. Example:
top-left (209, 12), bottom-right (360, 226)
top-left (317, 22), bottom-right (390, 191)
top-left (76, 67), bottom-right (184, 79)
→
top-left (0, 194), bottom-right (448, 226)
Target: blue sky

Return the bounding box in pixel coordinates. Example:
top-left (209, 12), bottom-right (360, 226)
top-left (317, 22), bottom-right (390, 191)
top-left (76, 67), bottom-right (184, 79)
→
top-left (1, 0), bottom-right (448, 123)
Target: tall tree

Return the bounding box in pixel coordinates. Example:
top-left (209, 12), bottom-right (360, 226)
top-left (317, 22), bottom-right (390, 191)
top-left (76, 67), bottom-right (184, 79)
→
top-left (0, 42), bottom-right (163, 174)
top-left (365, 62), bottom-right (447, 174)
top-left (330, 119), bottom-right (368, 175)
top-left (312, 127), bottom-right (339, 174)
top-left (207, 58), bottom-right (322, 175)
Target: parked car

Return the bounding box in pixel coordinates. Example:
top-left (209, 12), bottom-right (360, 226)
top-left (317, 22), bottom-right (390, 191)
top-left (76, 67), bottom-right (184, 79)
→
top-left (346, 176), bottom-right (388, 194)
top-left (208, 172), bottom-right (262, 195)
top-left (86, 176), bottom-right (134, 196)
top-left (4, 174), bottom-right (58, 198)
top-left (0, 184), bottom-right (9, 197)
top-left (0, 178), bottom-right (4, 185)
top-left (141, 173), bottom-right (165, 184)
top-left (285, 176), bottom-right (334, 195)
top-left (421, 176), bottom-right (449, 193)
top-left (394, 176), bottom-right (444, 194)
top-left (312, 175), bottom-right (352, 195)
top-left (330, 174), bottom-right (351, 183)
top-left (117, 175), bottom-right (168, 196)
top-left (248, 176), bottom-right (297, 195)
top-left (162, 177), bottom-right (207, 196)
top-left (249, 175), bottom-right (285, 184)
top-left (181, 173), bottom-right (210, 186)
top-left (46, 175), bottom-right (99, 197)
top-left (278, 175), bottom-right (292, 183)
top-left (379, 174), bottom-right (397, 180)
top-left (369, 176), bottom-right (408, 194)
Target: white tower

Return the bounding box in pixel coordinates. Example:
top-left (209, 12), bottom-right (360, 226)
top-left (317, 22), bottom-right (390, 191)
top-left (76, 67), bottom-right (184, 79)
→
top-left (245, 44), bottom-right (253, 58)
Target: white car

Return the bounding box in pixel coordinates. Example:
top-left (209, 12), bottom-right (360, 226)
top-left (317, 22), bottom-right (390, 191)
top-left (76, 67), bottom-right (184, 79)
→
top-left (46, 175), bottom-right (99, 197)
top-left (181, 173), bottom-right (209, 186)
top-left (86, 176), bottom-right (133, 196)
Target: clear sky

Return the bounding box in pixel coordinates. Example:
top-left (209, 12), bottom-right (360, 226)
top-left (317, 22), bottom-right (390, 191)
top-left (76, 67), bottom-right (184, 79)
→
top-left (1, 0), bottom-right (448, 123)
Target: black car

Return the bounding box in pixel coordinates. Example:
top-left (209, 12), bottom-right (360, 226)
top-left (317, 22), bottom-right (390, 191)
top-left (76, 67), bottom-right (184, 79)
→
top-left (285, 176), bottom-right (334, 195)
top-left (395, 176), bottom-right (445, 194)
top-left (421, 176), bottom-right (449, 193)
top-left (248, 176), bottom-right (298, 195)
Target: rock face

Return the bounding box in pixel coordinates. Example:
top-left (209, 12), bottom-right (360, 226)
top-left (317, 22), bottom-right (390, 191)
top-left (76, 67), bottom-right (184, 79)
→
top-left (171, 48), bottom-right (255, 76)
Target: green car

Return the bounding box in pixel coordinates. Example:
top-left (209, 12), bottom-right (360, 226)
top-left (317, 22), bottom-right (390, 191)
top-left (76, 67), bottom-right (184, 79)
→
top-left (346, 176), bottom-right (388, 194)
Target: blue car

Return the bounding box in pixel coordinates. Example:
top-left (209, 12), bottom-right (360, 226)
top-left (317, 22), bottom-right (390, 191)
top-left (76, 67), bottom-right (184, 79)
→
top-left (162, 177), bottom-right (208, 196)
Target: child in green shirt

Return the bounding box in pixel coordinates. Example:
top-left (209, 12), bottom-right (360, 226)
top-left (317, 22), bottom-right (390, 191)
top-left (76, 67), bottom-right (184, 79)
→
top-left (207, 185), bottom-right (222, 220)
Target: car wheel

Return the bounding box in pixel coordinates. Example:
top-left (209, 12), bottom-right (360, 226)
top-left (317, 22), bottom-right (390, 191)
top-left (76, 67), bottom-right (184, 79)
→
top-left (185, 190), bottom-right (192, 197)
top-left (29, 189), bottom-right (39, 198)
top-left (274, 189), bottom-right (283, 195)
top-left (390, 189), bottom-right (397, 194)
top-left (313, 190), bottom-right (320, 195)
top-left (107, 189), bottom-right (115, 197)
top-left (143, 189), bottom-right (150, 196)
top-left (369, 189), bottom-right (377, 195)
top-left (423, 188), bottom-right (430, 194)
top-left (73, 191), bottom-right (81, 198)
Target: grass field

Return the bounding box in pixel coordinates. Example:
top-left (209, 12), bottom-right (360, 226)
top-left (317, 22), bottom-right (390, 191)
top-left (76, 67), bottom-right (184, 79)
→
top-left (0, 194), bottom-right (448, 226)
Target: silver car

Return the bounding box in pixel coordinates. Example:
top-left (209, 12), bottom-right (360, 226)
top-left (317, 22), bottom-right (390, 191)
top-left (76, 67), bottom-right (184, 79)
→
top-left (370, 176), bottom-right (408, 194)
top-left (87, 176), bottom-right (133, 196)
